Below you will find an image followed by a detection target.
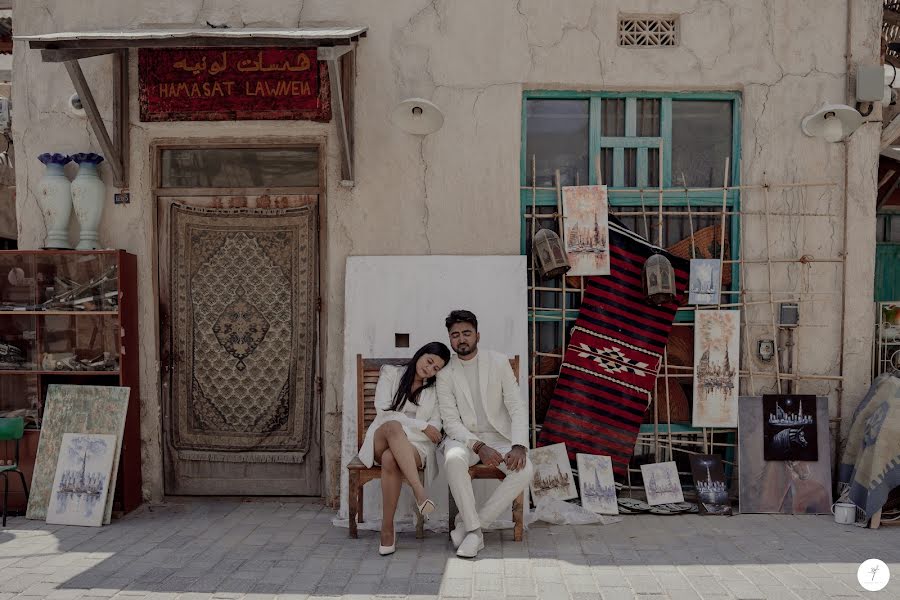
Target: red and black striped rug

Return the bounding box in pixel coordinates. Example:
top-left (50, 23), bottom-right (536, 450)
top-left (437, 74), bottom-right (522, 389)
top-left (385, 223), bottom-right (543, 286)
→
top-left (538, 221), bottom-right (689, 476)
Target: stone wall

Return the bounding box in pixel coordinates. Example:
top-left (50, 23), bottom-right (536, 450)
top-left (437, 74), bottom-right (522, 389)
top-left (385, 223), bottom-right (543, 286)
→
top-left (12, 0), bottom-right (881, 505)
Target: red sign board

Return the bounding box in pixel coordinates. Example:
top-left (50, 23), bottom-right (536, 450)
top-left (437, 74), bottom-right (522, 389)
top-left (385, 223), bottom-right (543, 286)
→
top-left (138, 47), bottom-right (331, 122)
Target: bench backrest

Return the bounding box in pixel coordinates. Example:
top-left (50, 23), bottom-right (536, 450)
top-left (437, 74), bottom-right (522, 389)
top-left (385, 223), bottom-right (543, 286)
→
top-left (355, 354), bottom-right (520, 450)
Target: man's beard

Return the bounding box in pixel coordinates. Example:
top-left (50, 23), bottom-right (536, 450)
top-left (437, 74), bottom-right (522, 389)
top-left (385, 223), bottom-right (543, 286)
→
top-left (455, 343), bottom-right (476, 356)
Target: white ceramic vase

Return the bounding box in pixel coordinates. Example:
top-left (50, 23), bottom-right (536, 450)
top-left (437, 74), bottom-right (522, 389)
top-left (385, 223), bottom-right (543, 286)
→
top-left (37, 153), bottom-right (72, 249)
top-left (71, 153), bottom-right (105, 250)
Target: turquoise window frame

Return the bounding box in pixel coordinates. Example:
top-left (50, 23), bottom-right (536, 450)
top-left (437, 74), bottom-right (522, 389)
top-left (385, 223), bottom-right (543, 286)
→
top-left (521, 90), bottom-right (742, 323)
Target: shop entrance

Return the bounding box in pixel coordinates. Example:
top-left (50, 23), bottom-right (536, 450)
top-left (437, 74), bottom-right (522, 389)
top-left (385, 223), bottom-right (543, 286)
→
top-left (155, 143), bottom-right (323, 496)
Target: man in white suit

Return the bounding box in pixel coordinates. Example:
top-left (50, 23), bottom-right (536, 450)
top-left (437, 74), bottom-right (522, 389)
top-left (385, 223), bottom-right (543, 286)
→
top-left (437, 310), bottom-right (533, 558)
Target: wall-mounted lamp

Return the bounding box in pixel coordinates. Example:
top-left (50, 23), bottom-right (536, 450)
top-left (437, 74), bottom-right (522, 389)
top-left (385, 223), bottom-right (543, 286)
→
top-left (757, 339), bottom-right (775, 362)
top-left (801, 104), bottom-right (863, 143)
top-left (390, 98), bottom-right (445, 135)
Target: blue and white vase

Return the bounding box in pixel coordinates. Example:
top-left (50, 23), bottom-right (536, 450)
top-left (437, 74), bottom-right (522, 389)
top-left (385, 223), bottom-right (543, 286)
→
top-left (37, 153), bottom-right (73, 249)
top-left (71, 153), bottom-right (105, 250)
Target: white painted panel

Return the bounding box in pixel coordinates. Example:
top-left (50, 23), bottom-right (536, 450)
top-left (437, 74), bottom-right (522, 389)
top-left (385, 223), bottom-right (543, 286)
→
top-left (339, 255), bottom-right (528, 528)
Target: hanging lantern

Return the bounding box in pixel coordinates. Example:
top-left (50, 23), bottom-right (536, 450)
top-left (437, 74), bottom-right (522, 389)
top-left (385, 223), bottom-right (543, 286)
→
top-left (642, 253), bottom-right (676, 305)
top-left (532, 228), bottom-right (571, 279)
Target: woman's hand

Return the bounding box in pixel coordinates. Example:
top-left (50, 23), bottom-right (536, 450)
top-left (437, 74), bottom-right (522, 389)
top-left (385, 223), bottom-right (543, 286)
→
top-left (422, 424), bottom-right (442, 444)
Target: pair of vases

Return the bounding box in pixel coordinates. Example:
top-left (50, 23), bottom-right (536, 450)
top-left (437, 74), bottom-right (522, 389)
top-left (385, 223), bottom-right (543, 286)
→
top-left (37, 152), bottom-right (106, 250)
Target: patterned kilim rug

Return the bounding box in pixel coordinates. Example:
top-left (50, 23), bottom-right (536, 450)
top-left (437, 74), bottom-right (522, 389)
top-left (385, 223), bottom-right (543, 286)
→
top-left (170, 204), bottom-right (317, 463)
top-left (538, 221), bottom-right (689, 476)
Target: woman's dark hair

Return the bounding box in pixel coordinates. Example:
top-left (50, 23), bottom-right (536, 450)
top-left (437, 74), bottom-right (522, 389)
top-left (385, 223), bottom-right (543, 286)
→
top-left (445, 309), bottom-right (478, 331)
top-left (389, 341), bottom-right (451, 412)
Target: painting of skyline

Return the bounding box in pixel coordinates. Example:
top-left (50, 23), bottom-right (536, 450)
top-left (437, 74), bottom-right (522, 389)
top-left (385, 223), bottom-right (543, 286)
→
top-left (641, 461), bottom-right (685, 505)
top-left (762, 394), bottom-right (818, 461)
top-left (562, 185), bottom-right (610, 276)
top-left (576, 453), bottom-right (618, 515)
top-left (46, 433), bottom-right (116, 527)
top-left (689, 259), bottom-right (722, 305)
top-left (530, 443), bottom-right (578, 501)
top-left (689, 454), bottom-right (732, 515)
top-left (693, 310), bottom-right (741, 427)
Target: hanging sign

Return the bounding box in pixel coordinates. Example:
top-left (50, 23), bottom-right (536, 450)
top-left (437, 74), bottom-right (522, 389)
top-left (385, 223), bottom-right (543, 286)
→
top-left (138, 47), bottom-right (331, 122)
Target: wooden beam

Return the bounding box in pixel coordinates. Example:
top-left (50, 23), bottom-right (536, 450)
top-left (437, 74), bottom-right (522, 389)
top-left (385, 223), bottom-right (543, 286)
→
top-left (882, 112), bottom-right (900, 150)
top-left (41, 48), bottom-right (116, 62)
top-left (113, 50), bottom-right (129, 188)
top-left (29, 35), bottom-right (365, 51)
top-left (64, 59), bottom-right (125, 186)
top-left (319, 46), bottom-right (355, 184)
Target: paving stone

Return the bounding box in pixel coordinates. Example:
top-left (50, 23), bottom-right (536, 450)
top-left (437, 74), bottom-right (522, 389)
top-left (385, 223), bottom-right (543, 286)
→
top-left (1, 502), bottom-right (894, 600)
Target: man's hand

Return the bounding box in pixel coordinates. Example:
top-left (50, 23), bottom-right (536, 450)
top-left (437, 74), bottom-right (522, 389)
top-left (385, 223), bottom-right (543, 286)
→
top-left (477, 444), bottom-right (504, 468)
top-left (422, 425), bottom-right (442, 444)
top-left (504, 445), bottom-right (527, 472)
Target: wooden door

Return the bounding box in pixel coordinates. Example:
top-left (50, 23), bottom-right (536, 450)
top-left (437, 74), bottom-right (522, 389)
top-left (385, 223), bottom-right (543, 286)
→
top-left (158, 191), bottom-right (321, 496)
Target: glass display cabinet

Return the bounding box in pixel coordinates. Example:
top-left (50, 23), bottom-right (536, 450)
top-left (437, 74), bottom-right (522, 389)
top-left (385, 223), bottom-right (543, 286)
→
top-left (0, 250), bottom-right (141, 515)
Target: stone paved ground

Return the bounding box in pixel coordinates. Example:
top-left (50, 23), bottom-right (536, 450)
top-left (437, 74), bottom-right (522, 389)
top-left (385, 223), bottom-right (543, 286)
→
top-left (0, 499), bottom-right (898, 600)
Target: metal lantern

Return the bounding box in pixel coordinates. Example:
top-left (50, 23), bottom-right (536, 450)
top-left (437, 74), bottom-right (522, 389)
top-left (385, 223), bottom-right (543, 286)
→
top-left (642, 253), bottom-right (676, 305)
top-left (532, 228), bottom-right (571, 279)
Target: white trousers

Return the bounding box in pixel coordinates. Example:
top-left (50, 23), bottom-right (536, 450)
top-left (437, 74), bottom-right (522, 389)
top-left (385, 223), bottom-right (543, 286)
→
top-left (443, 435), bottom-right (534, 531)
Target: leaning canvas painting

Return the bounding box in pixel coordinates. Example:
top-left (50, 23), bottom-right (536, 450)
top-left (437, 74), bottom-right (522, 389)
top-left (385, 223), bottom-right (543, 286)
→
top-left (46, 433), bottom-right (116, 527)
top-left (641, 461), bottom-right (685, 505)
top-left (689, 259), bottom-right (722, 305)
top-left (689, 454), bottom-right (732, 515)
top-left (693, 310), bottom-right (740, 427)
top-left (763, 394), bottom-right (818, 461)
top-left (562, 185), bottom-right (610, 276)
top-left (576, 453), bottom-right (618, 515)
top-left (530, 442), bottom-right (578, 501)
top-left (738, 396), bottom-right (832, 514)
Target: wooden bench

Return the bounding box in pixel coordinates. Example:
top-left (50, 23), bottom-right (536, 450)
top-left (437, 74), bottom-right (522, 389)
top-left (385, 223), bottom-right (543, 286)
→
top-left (447, 356), bottom-right (524, 542)
top-left (346, 354), bottom-right (525, 542)
top-left (347, 356), bottom-right (426, 539)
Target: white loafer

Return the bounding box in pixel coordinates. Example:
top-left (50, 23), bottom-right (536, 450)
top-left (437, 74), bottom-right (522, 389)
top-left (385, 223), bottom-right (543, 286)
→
top-left (456, 530), bottom-right (484, 558)
top-left (379, 534), bottom-right (396, 556)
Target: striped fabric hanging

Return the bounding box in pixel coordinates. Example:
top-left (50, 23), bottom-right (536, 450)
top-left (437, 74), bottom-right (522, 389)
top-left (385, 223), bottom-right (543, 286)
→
top-left (538, 220), bottom-right (689, 476)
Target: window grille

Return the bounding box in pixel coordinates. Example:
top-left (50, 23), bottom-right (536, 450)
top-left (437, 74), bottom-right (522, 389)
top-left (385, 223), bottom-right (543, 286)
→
top-left (618, 16), bottom-right (678, 47)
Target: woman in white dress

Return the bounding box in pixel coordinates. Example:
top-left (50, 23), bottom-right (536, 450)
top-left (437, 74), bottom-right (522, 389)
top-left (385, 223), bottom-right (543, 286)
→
top-left (357, 341), bottom-right (451, 555)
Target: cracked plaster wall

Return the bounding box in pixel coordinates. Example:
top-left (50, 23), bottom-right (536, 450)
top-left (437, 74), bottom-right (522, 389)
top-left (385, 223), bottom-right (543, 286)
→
top-left (12, 0), bottom-right (880, 505)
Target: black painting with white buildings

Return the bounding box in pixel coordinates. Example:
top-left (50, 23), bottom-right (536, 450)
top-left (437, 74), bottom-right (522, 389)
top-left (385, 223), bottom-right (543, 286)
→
top-left (762, 394), bottom-right (818, 461)
top-left (689, 454), bottom-right (732, 515)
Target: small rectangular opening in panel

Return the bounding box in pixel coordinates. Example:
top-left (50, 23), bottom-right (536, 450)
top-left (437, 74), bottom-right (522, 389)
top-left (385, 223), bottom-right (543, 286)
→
top-left (395, 333), bottom-right (410, 348)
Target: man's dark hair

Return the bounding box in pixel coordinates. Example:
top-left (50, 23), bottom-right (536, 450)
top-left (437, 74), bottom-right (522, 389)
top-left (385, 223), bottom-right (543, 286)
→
top-left (445, 309), bottom-right (478, 331)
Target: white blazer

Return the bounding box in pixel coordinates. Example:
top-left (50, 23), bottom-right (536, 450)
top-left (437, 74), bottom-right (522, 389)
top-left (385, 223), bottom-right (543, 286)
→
top-left (357, 365), bottom-right (442, 486)
top-left (436, 349), bottom-right (529, 450)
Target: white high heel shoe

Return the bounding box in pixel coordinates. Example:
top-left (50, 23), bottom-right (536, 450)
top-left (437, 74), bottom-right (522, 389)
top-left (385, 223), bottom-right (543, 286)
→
top-left (417, 498), bottom-right (436, 517)
top-left (379, 533), bottom-right (396, 556)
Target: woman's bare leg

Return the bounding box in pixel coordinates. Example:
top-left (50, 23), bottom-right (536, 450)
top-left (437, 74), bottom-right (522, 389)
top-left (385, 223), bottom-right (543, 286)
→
top-left (379, 449), bottom-right (401, 547)
top-left (373, 421), bottom-right (427, 505)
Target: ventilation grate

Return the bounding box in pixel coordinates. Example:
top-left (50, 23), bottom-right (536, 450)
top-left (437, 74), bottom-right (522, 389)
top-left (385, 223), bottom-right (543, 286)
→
top-left (618, 16), bottom-right (678, 47)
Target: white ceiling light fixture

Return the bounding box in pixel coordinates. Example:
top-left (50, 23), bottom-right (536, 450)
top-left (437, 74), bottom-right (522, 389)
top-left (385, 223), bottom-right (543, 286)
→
top-left (390, 98), bottom-right (444, 135)
top-left (801, 104), bottom-right (864, 143)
